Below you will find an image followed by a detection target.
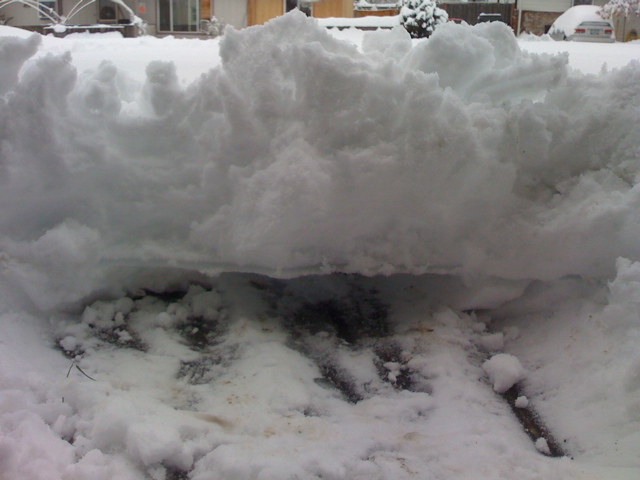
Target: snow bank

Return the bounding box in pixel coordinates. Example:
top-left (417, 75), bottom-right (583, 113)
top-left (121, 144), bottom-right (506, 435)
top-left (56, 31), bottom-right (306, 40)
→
top-left (1, 12), bottom-right (640, 310)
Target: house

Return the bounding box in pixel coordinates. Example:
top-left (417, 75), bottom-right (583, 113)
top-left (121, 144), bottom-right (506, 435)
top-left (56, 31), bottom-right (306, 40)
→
top-left (1, 0), bottom-right (636, 40)
top-left (515, 0), bottom-right (613, 35)
top-left (0, 0), bottom-right (356, 36)
top-left (515, 0), bottom-right (638, 41)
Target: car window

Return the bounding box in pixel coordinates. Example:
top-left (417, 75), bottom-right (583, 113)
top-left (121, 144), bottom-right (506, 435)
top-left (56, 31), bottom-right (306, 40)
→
top-left (578, 21), bottom-right (612, 27)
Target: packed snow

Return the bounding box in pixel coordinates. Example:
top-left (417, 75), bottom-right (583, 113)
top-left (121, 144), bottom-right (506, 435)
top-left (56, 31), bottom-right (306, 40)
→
top-left (1, 12), bottom-right (640, 480)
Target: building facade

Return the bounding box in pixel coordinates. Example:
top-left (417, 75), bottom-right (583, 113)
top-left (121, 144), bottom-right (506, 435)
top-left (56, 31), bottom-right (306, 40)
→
top-left (0, 0), bottom-right (355, 35)
top-left (1, 0), bottom-right (637, 40)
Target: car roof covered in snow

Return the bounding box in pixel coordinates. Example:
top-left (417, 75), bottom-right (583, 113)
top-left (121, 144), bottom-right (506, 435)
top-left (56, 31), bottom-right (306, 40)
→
top-left (549, 5), bottom-right (612, 36)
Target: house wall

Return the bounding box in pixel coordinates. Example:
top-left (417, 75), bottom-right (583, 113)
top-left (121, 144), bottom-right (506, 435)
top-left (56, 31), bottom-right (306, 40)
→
top-left (313, 0), bottom-right (352, 18)
top-left (213, 0), bottom-right (247, 28)
top-left (247, 0), bottom-right (282, 25)
top-left (517, 0), bottom-right (571, 13)
top-left (520, 10), bottom-right (560, 34)
top-left (0, 3), bottom-right (40, 25)
top-left (140, 0), bottom-right (158, 34)
top-left (0, 0), bottom-right (111, 28)
top-left (354, 9), bottom-right (397, 17)
top-left (612, 11), bottom-right (640, 41)
top-left (442, 3), bottom-right (514, 26)
top-left (201, 0), bottom-right (211, 18)
top-left (62, 0), bottom-right (100, 24)
top-left (247, 0), bottom-right (352, 26)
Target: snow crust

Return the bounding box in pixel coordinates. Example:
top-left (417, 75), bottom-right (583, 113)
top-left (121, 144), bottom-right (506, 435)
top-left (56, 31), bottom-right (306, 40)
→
top-left (1, 11), bottom-right (640, 480)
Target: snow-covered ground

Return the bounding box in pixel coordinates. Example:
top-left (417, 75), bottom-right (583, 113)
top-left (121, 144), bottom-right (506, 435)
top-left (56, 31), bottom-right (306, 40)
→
top-left (1, 13), bottom-right (640, 480)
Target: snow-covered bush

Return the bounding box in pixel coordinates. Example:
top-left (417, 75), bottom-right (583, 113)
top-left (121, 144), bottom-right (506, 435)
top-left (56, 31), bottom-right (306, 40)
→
top-left (400, 0), bottom-right (449, 38)
top-left (601, 0), bottom-right (640, 18)
top-left (202, 16), bottom-right (225, 37)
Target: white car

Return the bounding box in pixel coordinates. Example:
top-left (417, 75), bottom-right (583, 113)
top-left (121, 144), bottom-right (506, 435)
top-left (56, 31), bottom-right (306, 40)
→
top-left (548, 5), bottom-right (615, 43)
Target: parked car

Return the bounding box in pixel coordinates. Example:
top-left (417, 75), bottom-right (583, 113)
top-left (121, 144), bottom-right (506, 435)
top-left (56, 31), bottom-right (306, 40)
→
top-left (548, 5), bottom-right (615, 42)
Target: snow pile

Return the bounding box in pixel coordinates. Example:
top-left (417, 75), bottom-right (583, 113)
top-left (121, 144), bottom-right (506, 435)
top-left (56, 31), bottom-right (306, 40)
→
top-left (0, 13), bottom-right (639, 311)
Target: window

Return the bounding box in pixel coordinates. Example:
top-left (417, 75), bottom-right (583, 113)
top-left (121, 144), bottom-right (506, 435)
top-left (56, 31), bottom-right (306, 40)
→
top-left (98, 0), bottom-right (117, 21)
top-left (38, 0), bottom-right (56, 20)
top-left (286, 0), bottom-right (312, 16)
top-left (159, 0), bottom-right (200, 32)
top-left (298, 1), bottom-right (312, 16)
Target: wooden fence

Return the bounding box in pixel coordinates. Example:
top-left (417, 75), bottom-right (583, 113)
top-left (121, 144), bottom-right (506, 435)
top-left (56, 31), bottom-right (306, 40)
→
top-left (441, 3), bottom-right (515, 28)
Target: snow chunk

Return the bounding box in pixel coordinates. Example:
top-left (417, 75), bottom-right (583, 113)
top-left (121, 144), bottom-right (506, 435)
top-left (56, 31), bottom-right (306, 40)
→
top-left (515, 395), bottom-right (529, 408)
top-left (125, 422), bottom-right (189, 469)
top-left (59, 335), bottom-right (79, 352)
top-left (535, 437), bottom-right (551, 455)
top-left (482, 353), bottom-right (525, 394)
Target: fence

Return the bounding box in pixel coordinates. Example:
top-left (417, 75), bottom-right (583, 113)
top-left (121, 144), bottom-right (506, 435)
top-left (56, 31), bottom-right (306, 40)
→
top-left (441, 3), bottom-right (515, 28)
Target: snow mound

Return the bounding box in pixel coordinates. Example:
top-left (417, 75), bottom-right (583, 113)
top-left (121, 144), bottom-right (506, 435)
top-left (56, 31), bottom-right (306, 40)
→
top-left (0, 12), bottom-right (639, 310)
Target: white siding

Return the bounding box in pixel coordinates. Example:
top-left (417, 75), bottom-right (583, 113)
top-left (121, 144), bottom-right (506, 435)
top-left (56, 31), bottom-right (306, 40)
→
top-left (214, 0), bottom-right (247, 28)
top-left (0, 3), bottom-right (39, 25)
top-left (61, 0), bottom-right (97, 24)
top-left (518, 0), bottom-right (571, 12)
